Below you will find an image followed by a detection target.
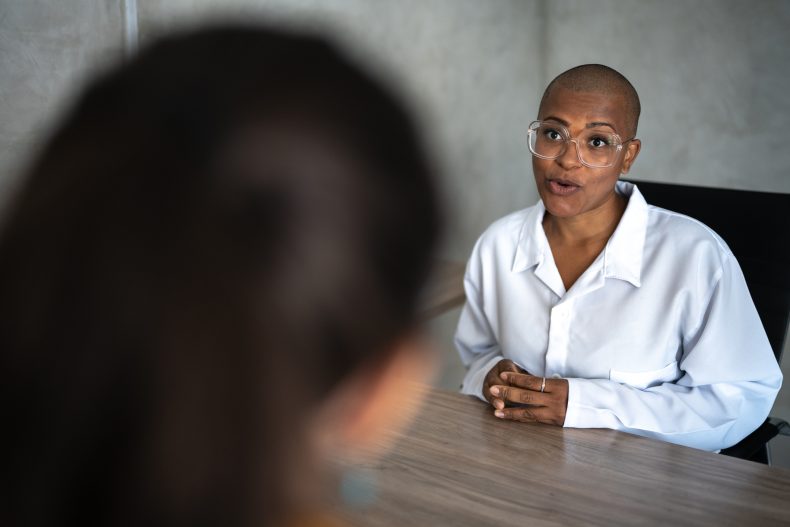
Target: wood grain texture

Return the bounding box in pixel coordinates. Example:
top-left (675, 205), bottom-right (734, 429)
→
top-left (333, 387), bottom-right (790, 526)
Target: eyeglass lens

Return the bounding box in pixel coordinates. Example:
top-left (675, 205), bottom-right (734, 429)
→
top-left (530, 123), bottom-right (619, 167)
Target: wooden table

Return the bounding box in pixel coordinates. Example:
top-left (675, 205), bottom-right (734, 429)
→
top-left (333, 387), bottom-right (790, 526)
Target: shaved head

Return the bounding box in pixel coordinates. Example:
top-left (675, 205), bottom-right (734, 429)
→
top-left (539, 64), bottom-right (641, 137)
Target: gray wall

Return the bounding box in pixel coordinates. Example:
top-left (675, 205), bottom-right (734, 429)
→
top-left (138, 0), bottom-right (545, 262)
top-left (0, 0), bottom-right (124, 203)
top-left (1, 0), bottom-right (789, 431)
top-left (544, 0), bottom-right (790, 194)
top-left (3, 1), bottom-right (789, 257)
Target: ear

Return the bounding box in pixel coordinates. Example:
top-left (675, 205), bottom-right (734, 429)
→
top-left (311, 333), bottom-right (437, 461)
top-left (620, 139), bottom-right (641, 174)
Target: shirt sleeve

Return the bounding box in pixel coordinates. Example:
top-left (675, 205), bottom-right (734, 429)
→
top-left (563, 254), bottom-right (783, 452)
top-left (454, 246), bottom-right (504, 401)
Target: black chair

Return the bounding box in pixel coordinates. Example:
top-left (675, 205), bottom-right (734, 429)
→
top-left (623, 178), bottom-right (790, 464)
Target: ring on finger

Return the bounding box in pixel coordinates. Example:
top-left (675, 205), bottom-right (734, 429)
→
top-left (540, 377), bottom-right (546, 393)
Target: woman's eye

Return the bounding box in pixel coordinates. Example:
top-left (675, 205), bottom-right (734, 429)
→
top-left (544, 129), bottom-right (563, 141)
top-left (589, 136), bottom-right (611, 148)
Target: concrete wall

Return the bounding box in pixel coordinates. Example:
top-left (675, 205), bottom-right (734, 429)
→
top-left (0, 0), bottom-right (125, 205)
top-left (134, 0), bottom-right (543, 262)
top-left (3, 1), bottom-right (788, 255)
top-left (544, 0), bottom-right (790, 194)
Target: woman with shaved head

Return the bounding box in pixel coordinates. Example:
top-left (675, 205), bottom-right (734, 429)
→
top-left (455, 64), bottom-right (781, 452)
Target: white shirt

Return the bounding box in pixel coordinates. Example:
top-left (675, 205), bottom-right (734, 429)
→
top-left (455, 181), bottom-right (782, 451)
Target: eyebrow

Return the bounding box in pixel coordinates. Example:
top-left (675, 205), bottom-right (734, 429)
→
top-left (543, 116), bottom-right (618, 132)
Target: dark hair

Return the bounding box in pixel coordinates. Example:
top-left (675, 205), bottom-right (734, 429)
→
top-left (0, 25), bottom-right (439, 526)
top-left (540, 64), bottom-right (641, 137)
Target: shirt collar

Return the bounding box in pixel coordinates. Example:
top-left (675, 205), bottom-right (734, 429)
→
top-left (603, 180), bottom-right (647, 287)
top-left (511, 180), bottom-right (648, 288)
top-left (512, 200), bottom-right (547, 272)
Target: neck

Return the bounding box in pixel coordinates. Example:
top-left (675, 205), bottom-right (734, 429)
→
top-left (543, 191), bottom-right (627, 246)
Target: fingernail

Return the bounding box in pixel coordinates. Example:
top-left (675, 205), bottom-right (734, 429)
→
top-left (494, 410), bottom-right (504, 418)
top-left (494, 400), bottom-right (504, 410)
top-left (490, 386), bottom-right (499, 396)
top-left (500, 372), bottom-right (508, 380)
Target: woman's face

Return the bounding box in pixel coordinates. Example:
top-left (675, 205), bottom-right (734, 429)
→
top-left (532, 86), bottom-right (640, 220)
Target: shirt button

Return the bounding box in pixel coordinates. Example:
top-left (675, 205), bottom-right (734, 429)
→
top-left (551, 373), bottom-right (562, 379)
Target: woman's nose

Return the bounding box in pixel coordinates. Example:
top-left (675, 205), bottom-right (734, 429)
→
top-left (556, 139), bottom-right (582, 169)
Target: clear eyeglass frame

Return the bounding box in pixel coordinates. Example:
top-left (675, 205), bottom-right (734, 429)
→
top-left (527, 120), bottom-right (632, 169)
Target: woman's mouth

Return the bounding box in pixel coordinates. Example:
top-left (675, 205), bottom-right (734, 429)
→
top-left (546, 178), bottom-right (581, 196)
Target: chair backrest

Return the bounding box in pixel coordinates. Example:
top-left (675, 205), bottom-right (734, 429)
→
top-left (623, 179), bottom-right (790, 363)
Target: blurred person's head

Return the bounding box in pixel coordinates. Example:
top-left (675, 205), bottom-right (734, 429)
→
top-left (0, 25), bottom-right (440, 526)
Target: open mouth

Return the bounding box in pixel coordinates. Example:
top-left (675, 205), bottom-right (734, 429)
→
top-left (546, 178), bottom-right (581, 196)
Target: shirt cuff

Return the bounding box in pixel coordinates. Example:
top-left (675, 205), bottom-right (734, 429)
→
top-left (563, 377), bottom-right (583, 428)
top-left (563, 377), bottom-right (620, 429)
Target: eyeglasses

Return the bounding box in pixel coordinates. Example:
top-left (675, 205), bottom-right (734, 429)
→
top-left (527, 120), bottom-right (633, 168)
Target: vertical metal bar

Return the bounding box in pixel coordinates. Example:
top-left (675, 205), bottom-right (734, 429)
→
top-left (123, 0), bottom-right (139, 58)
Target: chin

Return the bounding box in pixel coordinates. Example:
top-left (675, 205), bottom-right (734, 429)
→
top-left (539, 192), bottom-right (582, 218)
top-left (545, 205), bottom-right (582, 219)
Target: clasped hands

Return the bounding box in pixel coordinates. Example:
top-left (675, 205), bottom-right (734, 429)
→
top-left (483, 359), bottom-right (569, 426)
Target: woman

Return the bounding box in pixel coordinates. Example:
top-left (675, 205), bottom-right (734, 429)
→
top-left (1, 25), bottom-right (440, 526)
top-left (455, 64), bottom-right (781, 451)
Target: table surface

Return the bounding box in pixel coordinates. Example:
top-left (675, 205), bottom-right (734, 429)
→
top-left (334, 387), bottom-right (790, 526)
